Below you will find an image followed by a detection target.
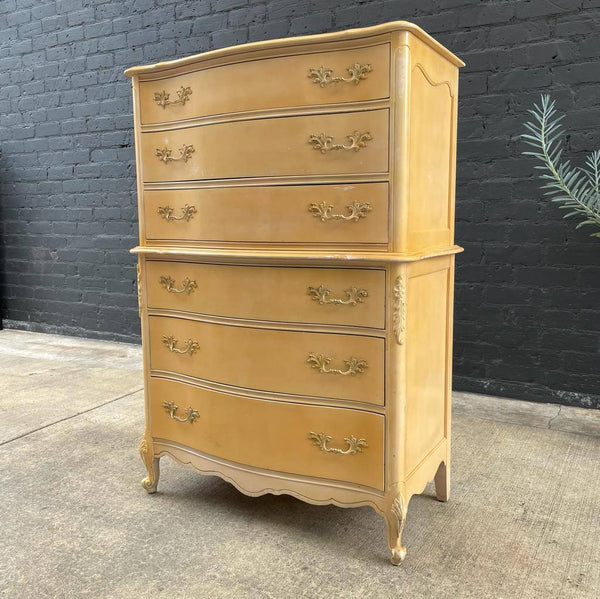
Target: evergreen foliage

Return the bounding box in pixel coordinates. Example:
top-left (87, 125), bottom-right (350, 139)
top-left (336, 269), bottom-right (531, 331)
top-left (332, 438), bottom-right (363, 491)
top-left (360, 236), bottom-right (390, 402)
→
top-left (522, 95), bottom-right (600, 238)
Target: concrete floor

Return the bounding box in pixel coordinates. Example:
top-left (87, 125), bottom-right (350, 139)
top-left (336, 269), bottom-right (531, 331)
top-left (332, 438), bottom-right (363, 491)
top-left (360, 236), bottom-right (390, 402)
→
top-left (0, 329), bottom-right (598, 599)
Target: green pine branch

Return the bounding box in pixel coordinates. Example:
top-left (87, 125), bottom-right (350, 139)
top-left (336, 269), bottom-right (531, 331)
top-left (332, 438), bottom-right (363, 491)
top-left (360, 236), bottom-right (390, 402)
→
top-left (522, 94), bottom-right (600, 238)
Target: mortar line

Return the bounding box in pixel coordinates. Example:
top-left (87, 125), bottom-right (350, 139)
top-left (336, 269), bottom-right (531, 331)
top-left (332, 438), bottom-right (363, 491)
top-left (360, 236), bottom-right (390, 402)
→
top-left (0, 387), bottom-right (143, 447)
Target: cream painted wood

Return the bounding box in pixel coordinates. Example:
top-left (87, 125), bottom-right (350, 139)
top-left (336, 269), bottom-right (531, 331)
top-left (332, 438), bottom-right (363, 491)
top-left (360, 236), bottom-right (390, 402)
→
top-left (129, 21), bottom-right (463, 566)
top-left (124, 22), bottom-right (463, 79)
top-left (143, 183), bottom-right (389, 246)
top-left (148, 314), bottom-right (385, 405)
top-left (405, 256), bottom-right (452, 473)
top-left (145, 261), bottom-right (386, 329)
top-left (140, 109), bottom-right (389, 182)
top-left (132, 244), bottom-right (462, 264)
top-left (139, 43), bottom-right (390, 124)
top-left (404, 36), bottom-right (459, 252)
top-left (149, 377), bottom-right (384, 489)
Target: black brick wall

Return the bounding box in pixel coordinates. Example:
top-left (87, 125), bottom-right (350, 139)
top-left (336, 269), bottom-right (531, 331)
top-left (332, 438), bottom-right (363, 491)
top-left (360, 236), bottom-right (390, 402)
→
top-left (1, 0), bottom-right (599, 408)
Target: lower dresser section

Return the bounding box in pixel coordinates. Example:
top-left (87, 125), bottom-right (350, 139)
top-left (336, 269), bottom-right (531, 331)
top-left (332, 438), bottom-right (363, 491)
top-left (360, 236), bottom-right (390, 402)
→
top-left (149, 377), bottom-right (385, 490)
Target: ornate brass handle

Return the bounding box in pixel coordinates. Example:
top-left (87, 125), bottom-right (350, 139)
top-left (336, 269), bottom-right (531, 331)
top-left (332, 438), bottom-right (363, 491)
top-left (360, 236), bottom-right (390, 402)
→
top-left (159, 275), bottom-right (198, 295)
top-left (163, 400), bottom-right (199, 423)
top-left (307, 353), bottom-right (367, 376)
top-left (308, 63), bottom-right (372, 87)
top-left (308, 131), bottom-right (372, 153)
top-left (153, 86), bottom-right (192, 108)
top-left (307, 285), bottom-right (368, 306)
top-left (309, 432), bottom-right (368, 455)
top-left (155, 144), bottom-right (195, 163)
top-left (162, 335), bottom-right (200, 356)
top-left (308, 201), bottom-right (371, 222)
top-left (157, 204), bottom-right (197, 222)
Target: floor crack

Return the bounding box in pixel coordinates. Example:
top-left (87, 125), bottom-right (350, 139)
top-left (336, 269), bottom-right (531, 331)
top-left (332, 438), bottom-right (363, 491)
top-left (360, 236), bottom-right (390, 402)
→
top-left (0, 387), bottom-right (143, 447)
top-left (547, 404), bottom-right (562, 429)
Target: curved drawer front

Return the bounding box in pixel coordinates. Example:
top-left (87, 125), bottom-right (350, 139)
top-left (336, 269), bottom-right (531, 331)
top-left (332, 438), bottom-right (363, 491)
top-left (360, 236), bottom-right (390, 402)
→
top-left (139, 44), bottom-right (390, 125)
top-left (149, 315), bottom-right (384, 405)
top-left (143, 183), bottom-right (389, 245)
top-left (149, 377), bottom-right (384, 490)
top-left (146, 261), bottom-right (386, 329)
top-left (140, 109), bottom-right (389, 182)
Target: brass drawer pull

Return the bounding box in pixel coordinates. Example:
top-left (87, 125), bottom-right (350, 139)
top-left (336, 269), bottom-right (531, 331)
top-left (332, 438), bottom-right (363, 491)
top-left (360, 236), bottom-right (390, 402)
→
top-left (309, 131), bottom-right (372, 153)
top-left (157, 204), bottom-right (197, 222)
top-left (307, 285), bottom-right (368, 306)
top-left (308, 63), bottom-right (372, 87)
top-left (307, 352), bottom-right (367, 376)
top-left (155, 144), bottom-right (195, 163)
top-left (163, 400), bottom-right (199, 423)
top-left (159, 275), bottom-right (198, 295)
top-left (162, 335), bottom-right (200, 356)
top-left (153, 86), bottom-right (192, 108)
top-left (308, 200), bottom-right (371, 222)
top-left (309, 432), bottom-right (368, 455)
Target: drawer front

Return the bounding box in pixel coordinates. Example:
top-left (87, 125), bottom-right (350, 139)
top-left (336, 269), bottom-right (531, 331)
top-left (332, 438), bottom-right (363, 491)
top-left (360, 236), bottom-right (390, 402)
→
top-left (139, 44), bottom-right (390, 125)
top-left (140, 109), bottom-right (389, 182)
top-left (143, 183), bottom-right (389, 245)
top-left (146, 262), bottom-right (386, 329)
top-left (149, 315), bottom-right (384, 405)
top-left (149, 377), bottom-right (384, 490)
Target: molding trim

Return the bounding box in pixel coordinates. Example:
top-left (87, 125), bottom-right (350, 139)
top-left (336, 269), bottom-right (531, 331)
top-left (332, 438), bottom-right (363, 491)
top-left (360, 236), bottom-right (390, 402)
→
top-left (413, 63), bottom-right (455, 97)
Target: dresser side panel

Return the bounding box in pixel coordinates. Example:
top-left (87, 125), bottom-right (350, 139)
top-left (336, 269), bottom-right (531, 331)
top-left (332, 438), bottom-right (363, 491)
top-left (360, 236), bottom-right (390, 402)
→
top-left (404, 256), bottom-right (452, 475)
top-left (131, 77), bottom-right (153, 437)
top-left (131, 76), bottom-right (146, 247)
top-left (405, 34), bottom-right (459, 253)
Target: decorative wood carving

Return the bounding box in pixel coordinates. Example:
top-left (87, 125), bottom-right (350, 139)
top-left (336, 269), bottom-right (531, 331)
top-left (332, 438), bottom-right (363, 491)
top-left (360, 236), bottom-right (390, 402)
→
top-left (393, 274), bottom-right (406, 345)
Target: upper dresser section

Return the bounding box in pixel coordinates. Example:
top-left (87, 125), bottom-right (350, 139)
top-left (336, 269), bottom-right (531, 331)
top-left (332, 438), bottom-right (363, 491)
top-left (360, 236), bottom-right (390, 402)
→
top-left (138, 44), bottom-right (390, 125)
top-left (126, 22), bottom-right (464, 255)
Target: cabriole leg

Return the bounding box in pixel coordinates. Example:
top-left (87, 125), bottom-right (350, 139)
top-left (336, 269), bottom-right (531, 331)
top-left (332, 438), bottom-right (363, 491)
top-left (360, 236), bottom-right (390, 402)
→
top-left (386, 494), bottom-right (408, 565)
top-left (139, 433), bottom-right (160, 494)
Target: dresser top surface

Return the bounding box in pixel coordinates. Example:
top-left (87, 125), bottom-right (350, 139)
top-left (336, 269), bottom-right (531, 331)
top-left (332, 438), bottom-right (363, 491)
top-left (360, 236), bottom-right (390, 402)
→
top-left (124, 20), bottom-right (464, 78)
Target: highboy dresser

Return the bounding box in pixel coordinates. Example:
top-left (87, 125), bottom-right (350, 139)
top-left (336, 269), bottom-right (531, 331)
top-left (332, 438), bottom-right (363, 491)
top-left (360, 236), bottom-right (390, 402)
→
top-left (126, 21), bottom-right (463, 565)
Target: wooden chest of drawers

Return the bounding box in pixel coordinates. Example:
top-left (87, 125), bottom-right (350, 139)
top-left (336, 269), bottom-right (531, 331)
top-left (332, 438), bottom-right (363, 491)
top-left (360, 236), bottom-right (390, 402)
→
top-left (126, 21), bottom-right (464, 565)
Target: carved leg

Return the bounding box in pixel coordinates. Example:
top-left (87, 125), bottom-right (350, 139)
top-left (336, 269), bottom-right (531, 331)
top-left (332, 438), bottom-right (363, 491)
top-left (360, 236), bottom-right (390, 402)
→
top-left (139, 434), bottom-right (160, 494)
top-left (386, 494), bottom-right (408, 565)
top-left (434, 461), bottom-right (450, 502)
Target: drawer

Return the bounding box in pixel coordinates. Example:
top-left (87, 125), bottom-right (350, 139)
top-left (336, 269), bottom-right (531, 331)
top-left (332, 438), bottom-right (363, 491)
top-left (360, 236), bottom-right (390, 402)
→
top-left (149, 315), bottom-right (384, 405)
top-left (138, 44), bottom-right (390, 125)
top-left (140, 109), bottom-right (389, 182)
top-left (146, 261), bottom-right (386, 329)
top-left (149, 377), bottom-right (384, 490)
top-left (143, 183), bottom-right (389, 245)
